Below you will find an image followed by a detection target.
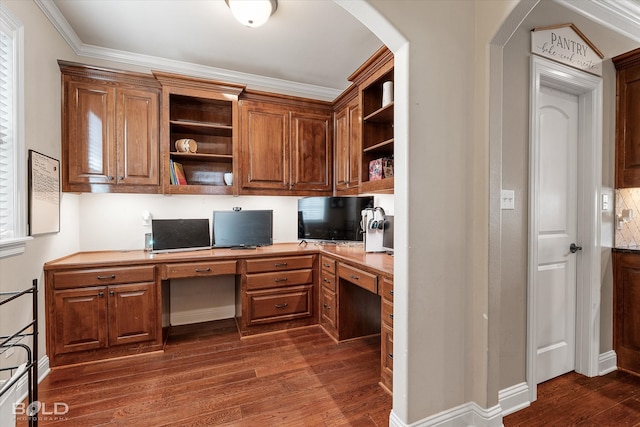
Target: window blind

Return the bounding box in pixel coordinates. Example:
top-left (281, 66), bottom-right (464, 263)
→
top-left (0, 26), bottom-right (14, 240)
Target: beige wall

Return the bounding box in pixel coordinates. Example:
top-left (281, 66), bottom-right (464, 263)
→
top-left (0, 0), bottom-right (80, 377)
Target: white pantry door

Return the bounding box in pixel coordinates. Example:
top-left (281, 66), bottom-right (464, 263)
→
top-left (535, 84), bottom-right (579, 384)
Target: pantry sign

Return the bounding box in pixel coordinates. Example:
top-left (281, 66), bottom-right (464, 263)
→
top-left (532, 23), bottom-right (603, 76)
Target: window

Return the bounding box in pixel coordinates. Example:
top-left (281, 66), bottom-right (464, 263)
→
top-left (0, 4), bottom-right (28, 258)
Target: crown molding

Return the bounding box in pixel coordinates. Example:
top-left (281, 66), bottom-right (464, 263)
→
top-left (33, 0), bottom-right (342, 101)
top-left (554, 0), bottom-right (640, 44)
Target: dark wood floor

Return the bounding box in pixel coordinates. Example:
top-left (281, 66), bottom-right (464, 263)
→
top-left (17, 320), bottom-right (391, 426)
top-left (504, 370), bottom-right (640, 426)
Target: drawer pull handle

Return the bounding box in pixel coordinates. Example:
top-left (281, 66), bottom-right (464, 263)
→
top-left (97, 275), bottom-right (116, 280)
top-left (195, 268), bottom-right (211, 273)
top-left (323, 278), bottom-right (331, 283)
top-left (389, 290), bottom-right (394, 296)
top-left (388, 353), bottom-right (393, 360)
top-left (389, 314), bottom-right (394, 320)
top-left (275, 303), bottom-right (289, 309)
top-left (274, 262), bottom-right (288, 267)
top-left (324, 304), bottom-right (331, 310)
top-left (349, 274), bottom-right (360, 280)
top-left (274, 278), bottom-right (288, 283)
top-left (98, 292), bottom-right (105, 298)
top-left (323, 263), bottom-right (331, 268)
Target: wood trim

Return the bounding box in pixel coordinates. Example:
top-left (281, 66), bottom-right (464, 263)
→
top-left (240, 89), bottom-right (333, 111)
top-left (152, 70), bottom-right (246, 96)
top-left (348, 45), bottom-right (393, 85)
top-left (613, 47), bottom-right (640, 70)
top-left (58, 60), bottom-right (161, 88)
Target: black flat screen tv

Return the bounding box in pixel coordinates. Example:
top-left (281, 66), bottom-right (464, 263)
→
top-left (298, 196), bottom-right (373, 242)
top-left (212, 210), bottom-right (273, 248)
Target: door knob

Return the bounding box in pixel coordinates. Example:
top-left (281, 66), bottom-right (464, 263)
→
top-left (570, 243), bottom-right (583, 253)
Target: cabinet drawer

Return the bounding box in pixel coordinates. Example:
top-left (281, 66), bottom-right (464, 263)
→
top-left (246, 269), bottom-right (313, 291)
top-left (247, 285), bottom-right (313, 325)
top-left (320, 256), bottom-right (336, 274)
top-left (245, 255), bottom-right (314, 273)
top-left (380, 277), bottom-right (394, 302)
top-left (337, 263), bottom-right (378, 293)
top-left (321, 271), bottom-right (336, 292)
top-left (163, 260), bottom-right (237, 279)
top-left (382, 298), bottom-right (394, 328)
top-left (54, 266), bottom-right (155, 289)
top-left (320, 287), bottom-right (337, 328)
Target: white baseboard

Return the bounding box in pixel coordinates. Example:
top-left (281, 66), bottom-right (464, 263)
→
top-left (498, 381), bottom-right (530, 416)
top-left (170, 307), bottom-right (235, 326)
top-left (598, 350), bottom-right (617, 375)
top-left (0, 355), bottom-right (50, 424)
top-left (389, 402), bottom-right (502, 427)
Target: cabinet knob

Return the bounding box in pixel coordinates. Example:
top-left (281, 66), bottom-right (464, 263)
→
top-left (389, 314), bottom-right (394, 320)
top-left (117, 176), bottom-right (124, 182)
top-left (323, 304), bottom-right (330, 310)
top-left (389, 290), bottom-right (394, 296)
top-left (98, 292), bottom-right (104, 298)
top-left (109, 290), bottom-right (115, 296)
top-left (388, 353), bottom-right (393, 360)
top-left (107, 176), bottom-right (114, 181)
top-left (349, 274), bottom-right (360, 280)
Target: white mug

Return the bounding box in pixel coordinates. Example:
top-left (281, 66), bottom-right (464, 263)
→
top-left (223, 172), bottom-right (233, 186)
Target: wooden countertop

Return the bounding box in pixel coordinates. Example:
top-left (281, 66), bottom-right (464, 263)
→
top-left (44, 242), bottom-right (394, 277)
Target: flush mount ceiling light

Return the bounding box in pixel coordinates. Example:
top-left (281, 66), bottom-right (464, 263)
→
top-left (225, 0), bottom-right (278, 28)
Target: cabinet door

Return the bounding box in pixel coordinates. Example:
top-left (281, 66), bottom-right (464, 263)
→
top-left (108, 282), bottom-right (158, 346)
top-left (347, 100), bottom-right (361, 188)
top-left (334, 106), bottom-right (349, 191)
top-left (614, 252), bottom-right (640, 374)
top-left (615, 63), bottom-right (640, 187)
top-left (290, 111), bottom-right (332, 192)
top-left (116, 87), bottom-right (160, 186)
top-left (64, 80), bottom-right (116, 187)
top-left (53, 287), bottom-right (108, 355)
top-left (240, 101), bottom-right (289, 190)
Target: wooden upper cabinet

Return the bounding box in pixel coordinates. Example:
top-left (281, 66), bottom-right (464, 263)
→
top-left (334, 86), bottom-right (360, 194)
top-left (239, 92), bottom-right (332, 195)
top-left (60, 61), bottom-right (161, 193)
top-left (290, 110), bottom-right (332, 192)
top-left (614, 48), bottom-right (640, 188)
top-left (240, 100), bottom-right (290, 191)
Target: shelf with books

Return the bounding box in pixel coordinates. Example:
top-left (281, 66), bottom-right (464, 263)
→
top-left (154, 71), bottom-right (245, 195)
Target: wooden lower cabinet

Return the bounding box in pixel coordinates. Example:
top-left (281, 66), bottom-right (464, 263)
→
top-left (239, 254), bottom-right (317, 335)
top-left (47, 265), bottom-right (162, 366)
top-left (379, 277), bottom-right (394, 392)
top-left (613, 250), bottom-right (640, 374)
top-left (53, 286), bottom-right (108, 355)
top-left (319, 255), bottom-right (338, 338)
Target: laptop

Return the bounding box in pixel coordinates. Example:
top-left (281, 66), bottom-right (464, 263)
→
top-left (151, 219), bottom-right (211, 253)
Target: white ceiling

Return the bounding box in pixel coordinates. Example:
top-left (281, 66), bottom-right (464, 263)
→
top-left (35, 0), bottom-right (640, 101)
top-left (36, 0), bottom-right (383, 101)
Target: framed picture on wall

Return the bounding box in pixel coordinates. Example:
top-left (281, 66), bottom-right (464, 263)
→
top-left (28, 150), bottom-right (60, 235)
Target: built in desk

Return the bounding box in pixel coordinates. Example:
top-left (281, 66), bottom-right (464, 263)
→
top-left (43, 243), bottom-right (394, 391)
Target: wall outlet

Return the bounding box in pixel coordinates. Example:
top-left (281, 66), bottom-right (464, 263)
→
top-left (501, 189), bottom-right (515, 210)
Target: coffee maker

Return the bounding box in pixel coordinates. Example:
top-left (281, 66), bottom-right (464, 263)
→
top-left (361, 207), bottom-right (386, 252)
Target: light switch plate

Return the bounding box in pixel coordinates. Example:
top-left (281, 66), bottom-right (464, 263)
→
top-left (501, 190), bottom-right (515, 210)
